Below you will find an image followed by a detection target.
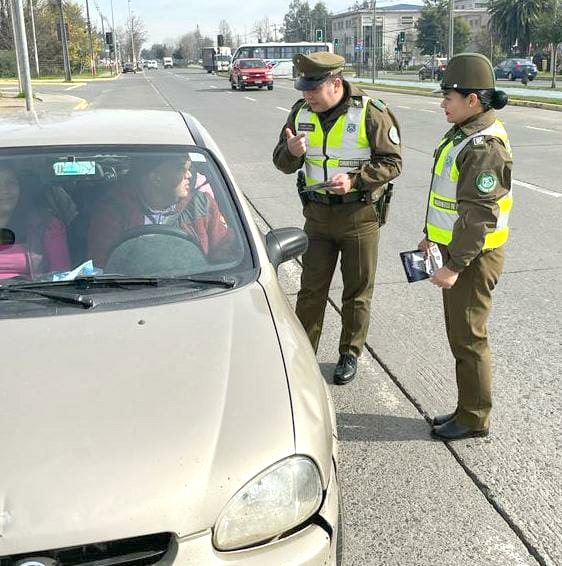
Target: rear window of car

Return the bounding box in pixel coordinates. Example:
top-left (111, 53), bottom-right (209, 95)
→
top-left (0, 147), bottom-right (252, 286)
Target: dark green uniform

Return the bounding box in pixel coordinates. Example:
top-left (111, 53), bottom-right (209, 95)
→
top-left (273, 81), bottom-right (402, 357)
top-left (427, 53), bottom-right (513, 437)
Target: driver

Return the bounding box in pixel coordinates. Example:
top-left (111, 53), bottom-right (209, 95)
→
top-left (88, 156), bottom-right (235, 267)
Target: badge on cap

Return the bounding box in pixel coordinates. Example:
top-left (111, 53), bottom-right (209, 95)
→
top-left (475, 171), bottom-right (497, 193)
top-left (388, 126), bottom-right (400, 145)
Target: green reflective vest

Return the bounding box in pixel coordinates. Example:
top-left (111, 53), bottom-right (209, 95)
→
top-left (295, 97), bottom-right (372, 193)
top-left (426, 119), bottom-right (513, 250)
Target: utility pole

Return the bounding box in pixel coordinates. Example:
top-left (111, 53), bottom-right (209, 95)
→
top-left (57, 0), bottom-right (72, 81)
top-left (8, 0), bottom-right (23, 92)
top-left (371, 0), bottom-right (377, 83)
top-left (11, 0), bottom-right (34, 110)
top-left (85, 0), bottom-right (96, 75)
top-left (128, 0), bottom-right (135, 65)
top-left (110, 0), bottom-right (118, 72)
top-left (551, 0), bottom-right (558, 88)
top-left (448, 0), bottom-right (454, 59)
top-left (28, 0), bottom-right (40, 76)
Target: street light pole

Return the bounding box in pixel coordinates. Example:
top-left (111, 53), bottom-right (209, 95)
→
top-left (8, 0), bottom-right (22, 92)
top-left (28, 0), bottom-right (40, 76)
top-left (110, 0), bottom-right (118, 73)
top-left (85, 0), bottom-right (96, 75)
top-left (448, 0), bottom-right (454, 59)
top-left (371, 0), bottom-right (377, 83)
top-left (57, 0), bottom-right (72, 81)
top-left (128, 0), bottom-right (135, 65)
top-left (11, 0), bottom-right (34, 110)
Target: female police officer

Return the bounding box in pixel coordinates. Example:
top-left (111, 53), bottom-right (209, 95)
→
top-left (418, 53), bottom-right (513, 440)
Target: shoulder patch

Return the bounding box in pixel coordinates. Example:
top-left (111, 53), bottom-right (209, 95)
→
top-left (475, 171), bottom-right (497, 193)
top-left (472, 135), bottom-right (486, 147)
top-left (388, 126), bottom-right (400, 145)
top-left (371, 98), bottom-right (386, 112)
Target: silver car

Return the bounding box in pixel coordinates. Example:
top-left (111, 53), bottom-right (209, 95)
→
top-left (0, 110), bottom-right (342, 564)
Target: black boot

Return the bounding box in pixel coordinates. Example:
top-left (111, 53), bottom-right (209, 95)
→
top-left (334, 353), bottom-right (357, 385)
top-left (431, 412), bottom-right (456, 427)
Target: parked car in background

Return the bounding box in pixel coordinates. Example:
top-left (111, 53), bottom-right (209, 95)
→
top-left (147, 59), bottom-right (158, 70)
top-left (122, 62), bottom-right (135, 73)
top-left (0, 109), bottom-right (342, 565)
top-left (494, 58), bottom-right (537, 81)
top-left (418, 58), bottom-right (448, 81)
top-left (230, 58), bottom-right (274, 91)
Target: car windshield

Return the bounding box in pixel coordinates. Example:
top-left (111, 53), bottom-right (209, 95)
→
top-left (240, 59), bottom-right (266, 69)
top-left (0, 147), bottom-right (250, 287)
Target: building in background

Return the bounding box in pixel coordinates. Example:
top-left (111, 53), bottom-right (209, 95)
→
top-left (330, 3), bottom-right (423, 70)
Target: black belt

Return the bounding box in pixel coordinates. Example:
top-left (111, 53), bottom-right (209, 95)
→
top-left (306, 191), bottom-right (368, 205)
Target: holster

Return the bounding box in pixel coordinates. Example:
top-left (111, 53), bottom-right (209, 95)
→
top-left (375, 182), bottom-right (394, 226)
top-left (296, 170), bottom-right (309, 206)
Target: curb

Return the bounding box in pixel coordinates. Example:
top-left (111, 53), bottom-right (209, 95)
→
top-left (356, 83), bottom-right (562, 112)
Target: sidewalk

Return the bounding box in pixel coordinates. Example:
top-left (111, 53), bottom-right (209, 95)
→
top-left (0, 90), bottom-right (87, 111)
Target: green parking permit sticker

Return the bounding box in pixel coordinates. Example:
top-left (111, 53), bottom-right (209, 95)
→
top-left (53, 161), bottom-right (96, 176)
top-left (475, 171), bottom-right (497, 193)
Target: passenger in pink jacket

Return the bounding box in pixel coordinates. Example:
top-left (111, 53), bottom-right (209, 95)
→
top-left (0, 166), bottom-right (70, 280)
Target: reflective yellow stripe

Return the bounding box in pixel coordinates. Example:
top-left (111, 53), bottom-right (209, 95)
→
top-left (434, 140), bottom-right (453, 175)
top-left (426, 224), bottom-right (452, 245)
top-left (483, 227), bottom-right (509, 249)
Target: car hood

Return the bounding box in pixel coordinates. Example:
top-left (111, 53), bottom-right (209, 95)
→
top-left (0, 282), bottom-right (294, 552)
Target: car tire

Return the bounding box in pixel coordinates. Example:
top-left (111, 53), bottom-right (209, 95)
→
top-left (419, 72), bottom-right (424, 81)
top-left (267, 85), bottom-right (273, 90)
top-left (529, 76), bottom-right (535, 81)
top-left (238, 78), bottom-right (245, 91)
top-left (231, 80), bottom-right (236, 90)
top-left (508, 72), bottom-right (514, 80)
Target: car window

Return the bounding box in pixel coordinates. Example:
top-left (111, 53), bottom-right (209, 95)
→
top-left (239, 59), bottom-right (266, 69)
top-left (0, 147), bottom-right (251, 285)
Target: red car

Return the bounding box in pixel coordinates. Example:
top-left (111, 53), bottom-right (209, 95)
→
top-left (230, 58), bottom-right (273, 91)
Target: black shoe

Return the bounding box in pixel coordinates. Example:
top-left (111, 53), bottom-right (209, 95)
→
top-left (431, 419), bottom-right (489, 441)
top-left (431, 412), bottom-right (456, 427)
top-left (334, 353), bottom-right (357, 385)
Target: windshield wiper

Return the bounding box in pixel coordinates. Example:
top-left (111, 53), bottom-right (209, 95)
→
top-left (0, 286), bottom-right (94, 308)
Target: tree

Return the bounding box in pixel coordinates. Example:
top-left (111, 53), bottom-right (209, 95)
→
top-left (253, 17), bottom-right (272, 42)
top-left (488, 0), bottom-right (549, 56)
top-left (533, 0), bottom-right (562, 87)
top-left (311, 2), bottom-right (331, 42)
top-left (283, 0), bottom-right (311, 42)
top-left (416, 1), bottom-right (471, 56)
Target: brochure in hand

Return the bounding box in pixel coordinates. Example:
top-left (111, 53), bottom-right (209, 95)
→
top-left (400, 244), bottom-right (443, 283)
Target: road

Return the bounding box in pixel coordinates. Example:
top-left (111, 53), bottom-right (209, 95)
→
top-left (34, 69), bottom-right (562, 566)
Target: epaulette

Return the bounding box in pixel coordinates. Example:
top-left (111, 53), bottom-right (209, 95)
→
top-left (371, 98), bottom-right (386, 112)
top-left (471, 135), bottom-right (486, 147)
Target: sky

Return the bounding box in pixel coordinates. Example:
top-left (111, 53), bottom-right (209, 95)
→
top-left (96, 0), bottom-right (422, 47)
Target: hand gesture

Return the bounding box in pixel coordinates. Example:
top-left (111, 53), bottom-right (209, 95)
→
top-left (285, 128), bottom-right (307, 158)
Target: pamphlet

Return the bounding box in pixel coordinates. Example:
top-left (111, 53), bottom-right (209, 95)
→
top-left (400, 244), bottom-right (443, 283)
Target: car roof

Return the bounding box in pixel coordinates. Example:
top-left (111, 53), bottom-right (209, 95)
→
top-left (0, 110), bottom-right (196, 148)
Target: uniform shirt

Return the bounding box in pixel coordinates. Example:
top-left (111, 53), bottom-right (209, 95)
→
top-left (272, 81), bottom-right (402, 198)
top-left (432, 109), bottom-right (512, 272)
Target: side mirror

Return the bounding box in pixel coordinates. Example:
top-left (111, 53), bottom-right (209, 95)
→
top-left (266, 228), bottom-right (308, 269)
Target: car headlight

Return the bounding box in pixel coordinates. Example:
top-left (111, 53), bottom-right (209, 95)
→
top-left (213, 456), bottom-right (323, 551)
top-left (241, 75), bottom-right (248, 79)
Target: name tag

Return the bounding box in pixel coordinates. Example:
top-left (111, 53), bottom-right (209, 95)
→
top-left (298, 123), bottom-right (315, 132)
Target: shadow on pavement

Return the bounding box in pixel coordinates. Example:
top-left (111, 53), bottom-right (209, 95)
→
top-left (337, 412), bottom-right (430, 442)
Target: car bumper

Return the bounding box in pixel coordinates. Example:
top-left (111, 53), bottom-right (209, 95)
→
top-left (241, 80), bottom-right (273, 87)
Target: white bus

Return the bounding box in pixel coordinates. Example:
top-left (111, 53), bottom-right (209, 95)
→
top-left (231, 42), bottom-right (334, 78)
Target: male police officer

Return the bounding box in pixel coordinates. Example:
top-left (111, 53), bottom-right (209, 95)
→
top-left (273, 52), bottom-right (402, 384)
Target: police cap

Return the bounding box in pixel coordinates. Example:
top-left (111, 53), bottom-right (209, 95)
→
top-left (437, 52), bottom-right (496, 92)
top-left (293, 52), bottom-right (345, 91)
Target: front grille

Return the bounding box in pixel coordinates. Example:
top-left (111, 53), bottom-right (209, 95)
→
top-left (1, 532), bottom-right (172, 566)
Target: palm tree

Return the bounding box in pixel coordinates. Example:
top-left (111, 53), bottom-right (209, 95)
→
top-left (489, 0), bottom-right (549, 56)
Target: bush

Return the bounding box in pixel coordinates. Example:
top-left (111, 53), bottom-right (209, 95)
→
top-left (0, 50), bottom-right (18, 78)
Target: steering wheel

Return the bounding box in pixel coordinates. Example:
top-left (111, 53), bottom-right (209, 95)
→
top-left (105, 224), bottom-right (208, 277)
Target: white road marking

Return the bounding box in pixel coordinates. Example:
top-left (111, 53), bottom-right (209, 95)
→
top-left (525, 125), bottom-right (556, 133)
top-left (65, 84), bottom-right (83, 91)
top-left (396, 105), bottom-right (411, 109)
top-left (276, 106), bottom-right (290, 112)
top-left (210, 85), bottom-right (217, 89)
top-left (420, 109), bottom-right (436, 113)
top-left (513, 179), bottom-right (561, 198)
top-left (244, 96), bottom-right (256, 101)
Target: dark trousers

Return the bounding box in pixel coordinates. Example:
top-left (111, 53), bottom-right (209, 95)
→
top-left (296, 201), bottom-right (380, 357)
top-left (442, 246), bottom-right (505, 430)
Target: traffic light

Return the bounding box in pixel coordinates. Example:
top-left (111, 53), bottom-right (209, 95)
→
top-left (398, 31), bottom-right (405, 45)
top-left (333, 38), bottom-right (339, 47)
top-left (217, 34), bottom-right (224, 47)
top-left (315, 29), bottom-right (323, 42)
top-left (105, 31), bottom-right (113, 45)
